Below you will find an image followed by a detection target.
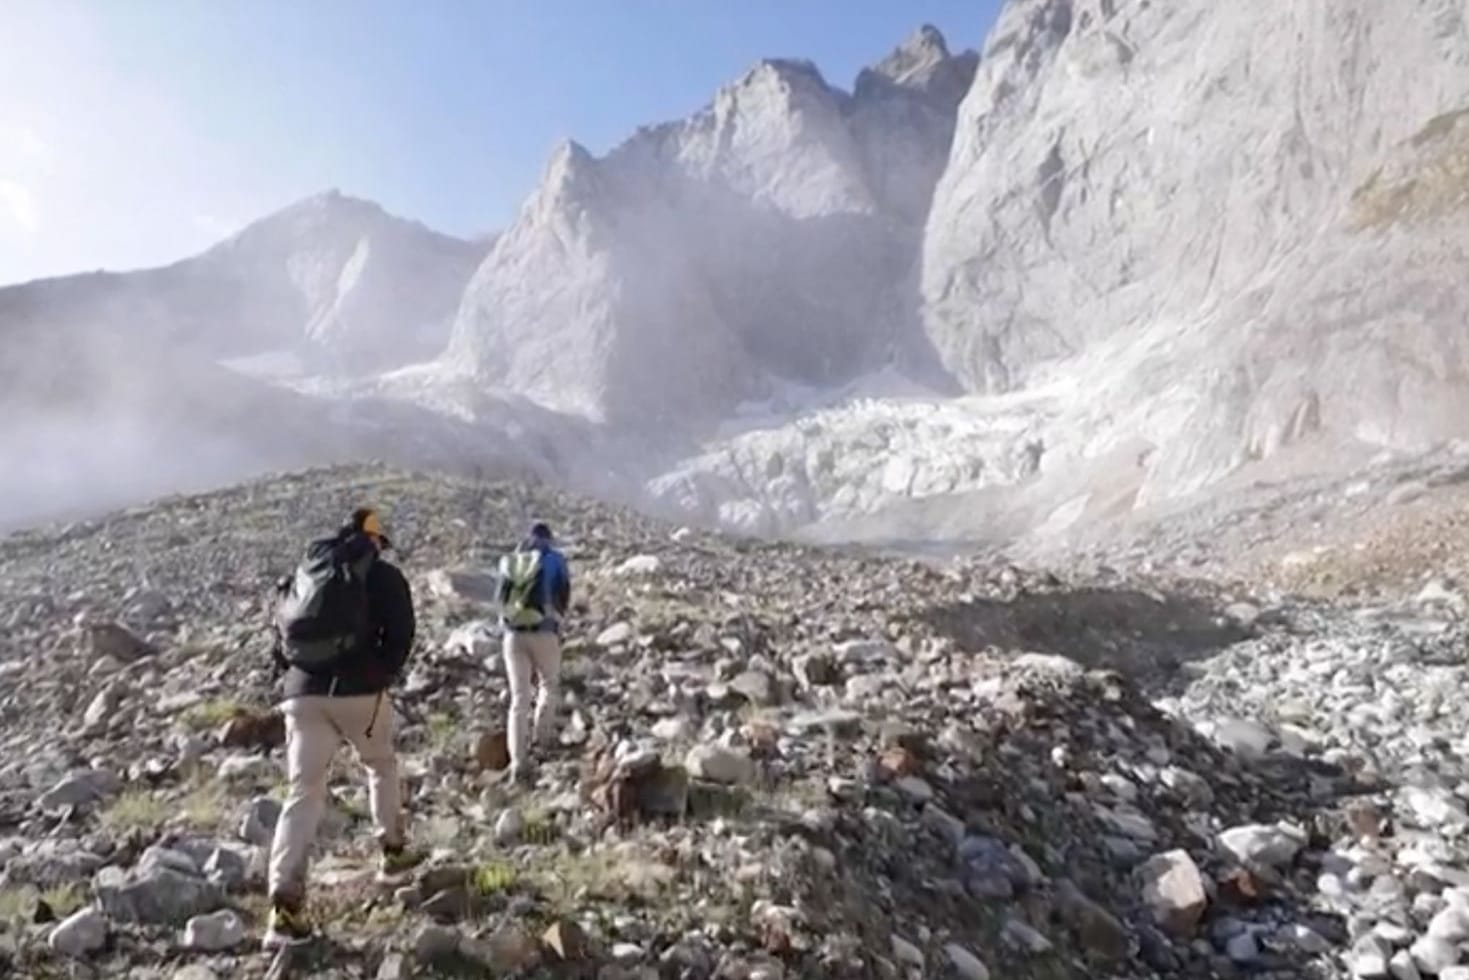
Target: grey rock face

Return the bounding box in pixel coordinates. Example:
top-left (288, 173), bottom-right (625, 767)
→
top-left (922, 0), bottom-right (1469, 508)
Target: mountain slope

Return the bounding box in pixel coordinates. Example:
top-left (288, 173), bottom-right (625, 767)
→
top-left (446, 28), bottom-right (977, 425)
top-left (920, 0), bottom-right (1469, 506)
top-left (0, 192), bottom-right (489, 529)
top-left (0, 190), bottom-right (483, 378)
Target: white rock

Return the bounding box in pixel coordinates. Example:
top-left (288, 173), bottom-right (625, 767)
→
top-left (1389, 948), bottom-right (1423, 980)
top-left (494, 809), bottom-right (523, 845)
top-left (446, 620), bottom-right (498, 660)
top-left (1217, 824), bottom-right (1305, 867)
top-left (1205, 718), bottom-right (1276, 760)
top-left (891, 934), bottom-right (924, 966)
top-left (1429, 905), bottom-right (1469, 943)
top-left (684, 745), bottom-right (754, 785)
top-left (943, 943), bottom-right (991, 980)
top-left (183, 909), bottom-right (245, 951)
top-left (615, 555), bottom-right (662, 576)
top-left (1138, 849), bottom-right (1207, 936)
top-left (1411, 934), bottom-right (1461, 974)
top-left (173, 967), bottom-right (220, 980)
top-left (48, 906), bottom-right (106, 958)
top-left (1403, 786), bottom-right (1469, 829)
top-left (596, 623), bottom-right (634, 647)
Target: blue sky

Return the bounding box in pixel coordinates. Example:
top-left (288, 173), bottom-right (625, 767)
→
top-left (0, 1), bottom-right (1001, 285)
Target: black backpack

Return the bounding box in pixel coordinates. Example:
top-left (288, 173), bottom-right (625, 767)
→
top-left (274, 536), bottom-right (375, 672)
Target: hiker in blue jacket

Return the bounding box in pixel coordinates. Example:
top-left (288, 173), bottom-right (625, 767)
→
top-left (497, 521), bottom-right (571, 783)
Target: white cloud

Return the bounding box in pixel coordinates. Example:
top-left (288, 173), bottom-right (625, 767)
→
top-left (0, 178), bottom-right (39, 234)
top-left (4, 124), bottom-right (51, 162)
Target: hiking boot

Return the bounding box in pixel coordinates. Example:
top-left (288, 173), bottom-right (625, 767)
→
top-left (262, 902), bottom-right (313, 949)
top-left (375, 844), bottom-right (427, 885)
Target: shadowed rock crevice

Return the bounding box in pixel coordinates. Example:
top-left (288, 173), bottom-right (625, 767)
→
top-left (918, 587), bottom-right (1255, 682)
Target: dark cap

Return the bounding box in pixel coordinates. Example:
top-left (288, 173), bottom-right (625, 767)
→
top-left (529, 521), bottom-right (553, 541)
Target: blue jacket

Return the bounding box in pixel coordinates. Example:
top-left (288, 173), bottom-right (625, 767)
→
top-left (499, 540), bottom-right (571, 633)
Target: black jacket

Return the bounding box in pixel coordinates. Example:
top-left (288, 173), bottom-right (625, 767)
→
top-left (273, 533), bottom-right (416, 699)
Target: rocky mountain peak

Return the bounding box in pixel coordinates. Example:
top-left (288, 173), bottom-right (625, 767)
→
top-left (447, 23), bottom-right (977, 424)
top-left (868, 24), bottom-right (953, 84)
top-left (856, 25), bottom-right (979, 103)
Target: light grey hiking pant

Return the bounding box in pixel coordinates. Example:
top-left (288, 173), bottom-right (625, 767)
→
top-left (267, 694), bottom-right (403, 904)
top-left (503, 630), bottom-right (562, 772)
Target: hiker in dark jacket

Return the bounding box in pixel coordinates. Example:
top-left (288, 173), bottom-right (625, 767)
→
top-left (263, 507), bottom-right (423, 949)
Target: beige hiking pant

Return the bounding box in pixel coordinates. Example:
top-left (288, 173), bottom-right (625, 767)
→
top-left (503, 630), bottom-right (562, 771)
top-left (267, 693), bottom-right (402, 904)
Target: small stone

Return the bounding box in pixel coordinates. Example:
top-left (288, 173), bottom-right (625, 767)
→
top-left (1280, 923), bottom-right (1332, 955)
top-left (172, 967), bottom-right (219, 980)
top-left (1226, 930), bottom-right (1259, 963)
top-left (651, 717), bottom-right (693, 740)
top-left (844, 673), bottom-right (888, 700)
top-left (1225, 602), bottom-right (1261, 627)
top-left (1388, 949), bottom-right (1420, 980)
top-left (616, 555), bottom-right (661, 576)
top-left (94, 865), bottom-right (224, 925)
top-left (597, 623), bottom-right (634, 647)
top-left (239, 796), bottom-right (281, 846)
top-left (37, 768), bottom-right (118, 812)
top-left (1056, 879), bottom-right (1128, 962)
top-left (183, 909), bottom-right (245, 951)
top-left (1217, 823), bottom-right (1305, 867)
top-left (82, 683), bottom-right (121, 732)
top-left (895, 776), bottom-right (934, 802)
top-left (1209, 718), bottom-right (1276, 759)
top-left (494, 808), bottom-right (523, 844)
top-left (48, 906), bottom-right (106, 958)
top-left (1403, 786), bottom-right (1469, 829)
top-left (85, 621), bottom-right (155, 662)
top-left (891, 934), bottom-right (924, 966)
top-left (215, 753), bottom-right (278, 783)
top-left (612, 942), bottom-right (645, 962)
top-left (425, 567), bottom-right (499, 603)
top-left (1161, 766), bottom-right (1214, 807)
top-left (377, 953), bottom-right (412, 980)
top-left (1139, 849), bottom-right (1208, 936)
top-left (1429, 905), bottom-right (1469, 943)
top-left (943, 943), bottom-right (991, 980)
top-left (462, 922), bottom-right (540, 972)
top-left (1002, 917), bottom-right (1053, 954)
top-left (203, 847), bottom-right (247, 890)
top-left (413, 923), bottom-right (461, 961)
top-left (729, 670), bottom-right (777, 706)
top-left (421, 886), bottom-right (473, 922)
top-left (1349, 934), bottom-right (1392, 977)
top-left (1411, 934), bottom-right (1461, 973)
top-left (685, 744), bottom-right (754, 785)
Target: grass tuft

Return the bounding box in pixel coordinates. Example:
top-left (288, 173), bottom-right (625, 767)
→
top-left (180, 698), bottom-right (244, 731)
top-left (99, 790), bottom-right (170, 834)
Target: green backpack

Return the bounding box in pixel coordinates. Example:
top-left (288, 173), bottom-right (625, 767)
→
top-left (499, 549), bottom-right (546, 629)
